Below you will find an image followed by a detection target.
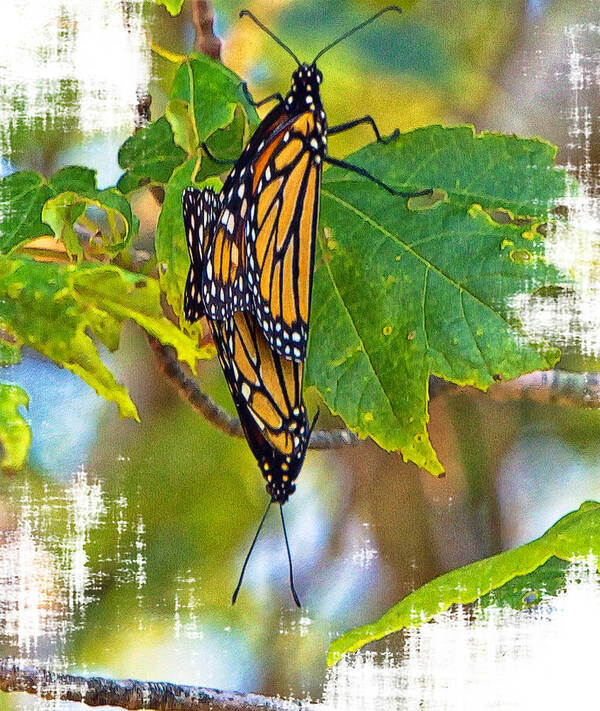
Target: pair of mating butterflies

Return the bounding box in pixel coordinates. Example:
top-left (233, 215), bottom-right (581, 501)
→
top-left (181, 7), bottom-right (430, 605)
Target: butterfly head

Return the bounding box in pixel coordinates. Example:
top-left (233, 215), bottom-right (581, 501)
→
top-left (285, 63), bottom-right (323, 113)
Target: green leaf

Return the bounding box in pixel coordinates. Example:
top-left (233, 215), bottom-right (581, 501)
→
top-left (0, 257), bottom-right (210, 421)
top-left (2, 167), bottom-right (136, 258)
top-left (71, 264), bottom-right (205, 367)
top-left (48, 165), bottom-right (97, 195)
top-left (306, 126), bottom-right (566, 474)
top-left (41, 192), bottom-right (87, 258)
top-left (328, 500), bottom-right (600, 665)
top-left (117, 117), bottom-right (187, 193)
top-left (166, 98), bottom-right (198, 155)
top-left (155, 0), bottom-right (184, 15)
top-left (478, 556), bottom-right (571, 611)
top-left (0, 171), bottom-right (53, 253)
top-left (170, 53), bottom-right (259, 148)
top-left (0, 383), bottom-right (31, 470)
top-left (327, 125), bottom-right (574, 215)
top-left (48, 168), bottom-right (138, 249)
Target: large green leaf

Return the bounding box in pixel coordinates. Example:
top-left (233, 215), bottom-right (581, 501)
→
top-left (307, 126), bottom-right (568, 474)
top-left (0, 257), bottom-right (210, 424)
top-left (328, 500), bottom-right (600, 665)
top-left (117, 117), bottom-right (187, 193)
top-left (0, 383), bottom-right (31, 469)
top-left (1, 166), bottom-right (137, 258)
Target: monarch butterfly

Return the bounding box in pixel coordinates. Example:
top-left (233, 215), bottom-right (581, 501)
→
top-left (183, 6), bottom-right (431, 606)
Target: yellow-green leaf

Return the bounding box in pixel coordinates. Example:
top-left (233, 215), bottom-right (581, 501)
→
top-left (328, 501), bottom-right (600, 665)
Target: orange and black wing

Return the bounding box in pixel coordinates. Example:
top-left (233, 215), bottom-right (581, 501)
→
top-left (200, 102), bottom-right (324, 362)
top-left (182, 186), bottom-right (219, 323)
top-left (210, 310), bottom-right (310, 504)
top-left (247, 110), bottom-right (322, 362)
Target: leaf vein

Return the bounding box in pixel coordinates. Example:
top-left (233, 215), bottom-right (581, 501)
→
top-left (321, 189), bottom-right (520, 336)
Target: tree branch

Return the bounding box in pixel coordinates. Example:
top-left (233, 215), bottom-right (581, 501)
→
top-left (481, 369), bottom-right (600, 408)
top-left (191, 0), bottom-right (221, 60)
top-left (0, 660), bottom-right (316, 711)
top-left (148, 336), bottom-right (600, 449)
top-left (147, 336), bottom-right (359, 448)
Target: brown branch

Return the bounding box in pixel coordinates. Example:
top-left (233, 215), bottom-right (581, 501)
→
top-left (191, 0), bottom-right (221, 60)
top-left (0, 659), bottom-right (316, 711)
top-left (149, 335), bottom-right (600, 447)
top-left (482, 370), bottom-right (600, 408)
top-left (148, 336), bottom-right (359, 448)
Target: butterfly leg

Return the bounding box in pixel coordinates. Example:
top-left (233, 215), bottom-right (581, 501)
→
top-left (328, 115), bottom-right (399, 144)
top-left (241, 81), bottom-right (284, 108)
top-left (323, 155), bottom-right (432, 198)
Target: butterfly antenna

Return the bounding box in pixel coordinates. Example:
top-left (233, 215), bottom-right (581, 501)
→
top-left (280, 504), bottom-right (301, 607)
top-left (313, 6), bottom-right (402, 64)
top-left (232, 499), bottom-right (272, 605)
top-left (240, 10), bottom-right (301, 67)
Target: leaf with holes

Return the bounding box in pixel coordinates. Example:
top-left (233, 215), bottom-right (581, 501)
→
top-left (328, 501), bottom-right (600, 664)
top-left (307, 125), bottom-right (570, 474)
top-left (1, 166), bottom-right (137, 258)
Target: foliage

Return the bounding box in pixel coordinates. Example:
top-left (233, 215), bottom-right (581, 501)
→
top-left (327, 501), bottom-right (600, 664)
top-left (309, 127), bottom-right (567, 472)
top-left (117, 117), bottom-right (187, 193)
top-left (0, 384), bottom-right (30, 469)
top-left (0, 42), bottom-right (570, 477)
top-left (0, 166), bottom-right (138, 260)
top-left (155, 0), bottom-right (185, 15)
top-left (0, 257), bottom-right (206, 421)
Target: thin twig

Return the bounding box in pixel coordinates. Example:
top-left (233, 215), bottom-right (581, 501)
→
top-left (147, 336), bottom-right (359, 448)
top-left (0, 659), bottom-right (317, 711)
top-left (191, 0), bottom-right (221, 60)
top-left (482, 370), bottom-right (600, 408)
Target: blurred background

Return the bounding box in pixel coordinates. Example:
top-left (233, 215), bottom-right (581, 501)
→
top-left (0, 0), bottom-right (600, 706)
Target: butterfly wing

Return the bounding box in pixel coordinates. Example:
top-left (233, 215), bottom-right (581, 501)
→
top-left (199, 103), bottom-right (289, 324)
top-left (210, 310), bottom-right (310, 503)
top-left (182, 186), bottom-right (218, 323)
top-left (200, 102), bottom-right (325, 362)
top-left (248, 111), bottom-right (322, 362)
